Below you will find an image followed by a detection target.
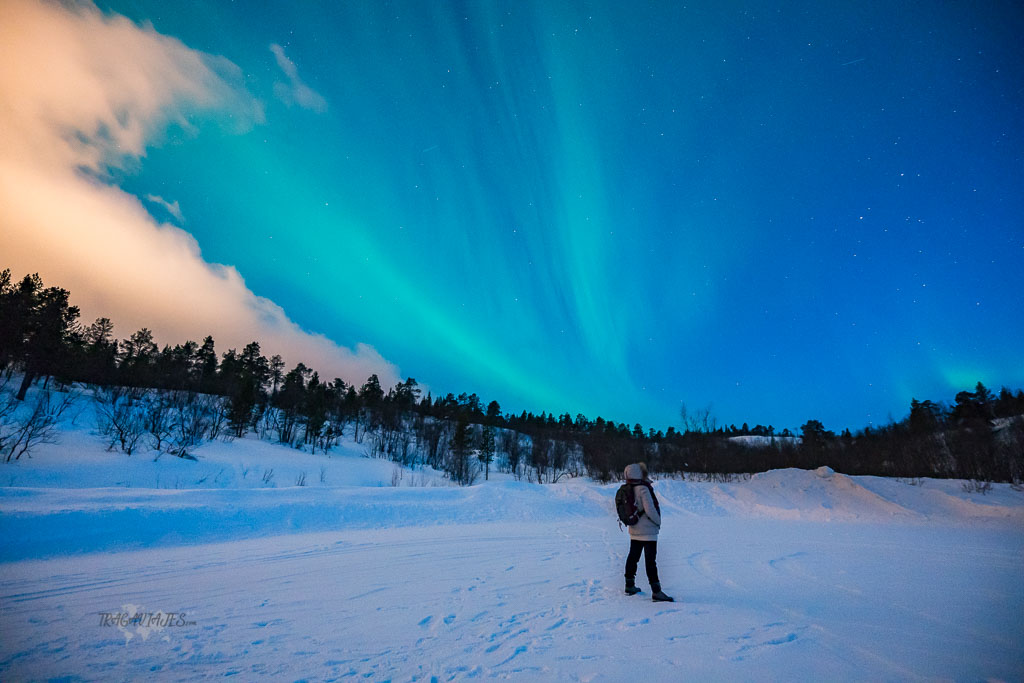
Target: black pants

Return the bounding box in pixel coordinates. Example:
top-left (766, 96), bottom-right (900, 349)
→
top-left (625, 539), bottom-right (660, 586)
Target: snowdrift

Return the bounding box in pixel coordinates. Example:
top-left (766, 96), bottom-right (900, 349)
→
top-left (699, 466), bottom-right (1024, 525)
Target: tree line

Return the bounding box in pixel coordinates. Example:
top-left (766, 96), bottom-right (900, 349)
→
top-left (1, 268), bottom-right (1021, 484)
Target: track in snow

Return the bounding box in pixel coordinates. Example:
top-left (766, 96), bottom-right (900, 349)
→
top-left (2, 518), bottom-right (1021, 681)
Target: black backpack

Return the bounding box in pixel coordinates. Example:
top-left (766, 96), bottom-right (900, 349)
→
top-left (615, 483), bottom-right (642, 526)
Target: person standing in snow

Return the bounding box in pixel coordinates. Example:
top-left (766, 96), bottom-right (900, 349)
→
top-left (623, 462), bottom-right (674, 602)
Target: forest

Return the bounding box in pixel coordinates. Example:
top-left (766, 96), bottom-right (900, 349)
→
top-left (2, 268), bottom-right (1022, 485)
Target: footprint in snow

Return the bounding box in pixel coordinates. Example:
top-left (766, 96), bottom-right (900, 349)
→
top-left (730, 623), bottom-right (804, 661)
top-left (547, 618), bottom-right (567, 631)
top-left (497, 645), bottom-right (527, 666)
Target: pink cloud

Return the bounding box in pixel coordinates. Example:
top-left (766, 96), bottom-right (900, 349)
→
top-left (0, 0), bottom-right (400, 388)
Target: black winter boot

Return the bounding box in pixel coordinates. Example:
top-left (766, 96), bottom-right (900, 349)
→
top-left (624, 576), bottom-right (641, 595)
top-left (651, 582), bottom-right (674, 602)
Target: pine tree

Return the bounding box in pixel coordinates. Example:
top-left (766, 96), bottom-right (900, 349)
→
top-left (268, 355), bottom-right (285, 395)
top-left (196, 336), bottom-right (218, 392)
top-left (82, 317), bottom-right (117, 384)
top-left (11, 275), bottom-right (80, 399)
top-left (360, 374), bottom-right (384, 406)
top-left (478, 424), bottom-right (496, 480)
top-left (449, 419), bottom-right (473, 485)
top-left (486, 400), bottom-right (501, 419)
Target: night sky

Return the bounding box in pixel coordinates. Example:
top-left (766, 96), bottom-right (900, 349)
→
top-left (7, 1), bottom-right (1023, 433)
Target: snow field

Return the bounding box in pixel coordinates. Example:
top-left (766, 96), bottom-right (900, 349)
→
top-left (2, 516), bottom-right (1021, 681)
top-left (1, 402), bottom-right (1023, 680)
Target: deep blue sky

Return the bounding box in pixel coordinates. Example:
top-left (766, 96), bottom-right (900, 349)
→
top-left (104, 0), bottom-right (1022, 432)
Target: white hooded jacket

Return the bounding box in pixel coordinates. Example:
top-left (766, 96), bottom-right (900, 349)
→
top-left (623, 463), bottom-right (661, 541)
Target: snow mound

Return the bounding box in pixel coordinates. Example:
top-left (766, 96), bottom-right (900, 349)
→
top-left (855, 476), bottom-right (1024, 524)
top-left (711, 469), bottom-right (918, 523)
top-left (706, 468), bottom-right (1024, 526)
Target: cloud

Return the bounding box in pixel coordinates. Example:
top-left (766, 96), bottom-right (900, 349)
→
top-left (144, 194), bottom-right (184, 223)
top-left (0, 0), bottom-right (400, 389)
top-left (270, 43), bottom-right (328, 113)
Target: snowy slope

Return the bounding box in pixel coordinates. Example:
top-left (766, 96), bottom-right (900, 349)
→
top-left (1, 394), bottom-right (1023, 681)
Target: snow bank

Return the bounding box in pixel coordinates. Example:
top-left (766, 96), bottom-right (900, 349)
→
top-left (0, 481), bottom-right (613, 561)
top-left (697, 467), bottom-right (1024, 525)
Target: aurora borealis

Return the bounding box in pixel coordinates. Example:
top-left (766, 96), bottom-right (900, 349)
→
top-left (4, 0), bottom-right (1022, 432)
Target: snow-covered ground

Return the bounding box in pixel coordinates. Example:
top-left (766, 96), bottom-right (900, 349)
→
top-left (728, 434), bottom-right (801, 447)
top-left (2, 397), bottom-right (1023, 680)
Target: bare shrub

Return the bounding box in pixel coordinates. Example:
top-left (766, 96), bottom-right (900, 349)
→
top-left (144, 390), bottom-right (174, 451)
top-left (962, 479), bottom-right (992, 495)
top-left (166, 391), bottom-right (229, 457)
top-left (2, 387), bottom-right (76, 462)
top-left (415, 419), bottom-right (448, 470)
top-left (682, 471), bottom-right (752, 483)
top-left (94, 385), bottom-right (146, 455)
top-left (206, 395), bottom-right (229, 441)
top-left (499, 430), bottom-right (527, 479)
top-left (0, 388), bottom-right (21, 458)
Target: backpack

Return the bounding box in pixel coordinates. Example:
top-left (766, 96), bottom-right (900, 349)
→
top-left (615, 483), bottom-right (642, 526)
